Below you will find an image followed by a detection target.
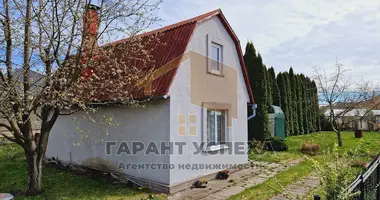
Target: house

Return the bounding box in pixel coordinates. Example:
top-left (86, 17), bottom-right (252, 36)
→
top-left (46, 6), bottom-right (255, 193)
top-left (324, 109), bottom-right (380, 131)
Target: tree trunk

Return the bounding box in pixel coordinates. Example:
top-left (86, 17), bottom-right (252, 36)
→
top-left (336, 131), bottom-right (343, 147)
top-left (25, 150), bottom-right (43, 195)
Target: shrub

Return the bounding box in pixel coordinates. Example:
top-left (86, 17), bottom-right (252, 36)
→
top-left (264, 136), bottom-right (288, 151)
top-left (300, 142), bottom-right (320, 155)
top-left (307, 144), bottom-right (360, 200)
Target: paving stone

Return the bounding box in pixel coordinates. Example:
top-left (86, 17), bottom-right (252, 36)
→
top-left (271, 197), bottom-right (287, 200)
top-left (270, 174), bottom-right (321, 200)
top-left (169, 159), bottom-right (305, 200)
top-left (209, 193), bottom-right (226, 199)
top-left (224, 186), bottom-right (245, 193)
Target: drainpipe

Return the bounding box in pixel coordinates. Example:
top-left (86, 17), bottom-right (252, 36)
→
top-left (248, 103), bottom-right (257, 120)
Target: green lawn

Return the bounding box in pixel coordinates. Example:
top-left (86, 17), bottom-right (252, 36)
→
top-left (233, 131), bottom-right (380, 200)
top-left (250, 131), bottom-right (380, 163)
top-left (2, 132), bottom-right (380, 200)
top-left (0, 141), bottom-right (166, 200)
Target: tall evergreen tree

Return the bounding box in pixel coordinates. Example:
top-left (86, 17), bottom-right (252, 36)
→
top-left (255, 54), bottom-right (270, 140)
top-left (244, 42), bottom-right (321, 136)
top-left (277, 73), bottom-right (290, 136)
top-left (312, 81), bottom-right (321, 131)
top-left (244, 42), bottom-right (269, 140)
top-left (289, 68), bottom-right (299, 135)
top-left (244, 42), bottom-right (257, 141)
top-left (283, 72), bottom-right (294, 135)
top-left (296, 75), bottom-right (304, 134)
top-left (300, 74), bottom-right (309, 133)
top-left (306, 77), bottom-right (315, 132)
top-left (244, 42), bottom-right (256, 86)
top-left (266, 66), bottom-right (273, 106)
top-left (268, 67), bottom-right (281, 107)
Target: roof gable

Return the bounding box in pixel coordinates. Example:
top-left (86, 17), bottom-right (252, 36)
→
top-left (85, 9), bottom-right (254, 103)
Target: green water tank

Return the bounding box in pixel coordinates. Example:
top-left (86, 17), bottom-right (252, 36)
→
top-left (268, 105), bottom-right (286, 139)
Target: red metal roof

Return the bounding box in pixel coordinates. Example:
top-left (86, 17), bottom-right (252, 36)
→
top-left (85, 9), bottom-right (254, 103)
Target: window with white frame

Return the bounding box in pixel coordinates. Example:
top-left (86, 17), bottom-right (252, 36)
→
top-left (206, 109), bottom-right (227, 147)
top-left (210, 42), bottom-right (222, 71)
top-left (207, 34), bottom-right (224, 76)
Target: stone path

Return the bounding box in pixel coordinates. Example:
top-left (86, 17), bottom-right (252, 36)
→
top-left (169, 159), bottom-right (304, 200)
top-left (270, 174), bottom-right (320, 200)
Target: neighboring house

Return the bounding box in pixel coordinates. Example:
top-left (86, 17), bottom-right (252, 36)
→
top-left (46, 7), bottom-right (254, 193)
top-left (324, 109), bottom-right (380, 131)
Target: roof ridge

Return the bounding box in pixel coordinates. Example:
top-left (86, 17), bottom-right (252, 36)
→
top-left (102, 9), bottom-right (221, 47)
top-left (154, 9), bottom-right (220, 32)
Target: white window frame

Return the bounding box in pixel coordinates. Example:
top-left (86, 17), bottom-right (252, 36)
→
top-left (210, 42), bottom-right (222, 71)
top-left (207, 34), bottom-right (224, 76)
top-left (206, 109), bottom-right (227, 146)
top-left (202, 102), bottom-right (231, 152)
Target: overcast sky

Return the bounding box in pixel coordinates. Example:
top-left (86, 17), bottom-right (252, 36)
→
top-left (155, 0), bottom-right (380, 81)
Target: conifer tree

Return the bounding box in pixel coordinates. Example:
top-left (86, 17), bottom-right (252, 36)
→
top-left (269, 67), bottom-right (281, 107)
top-left (244, 42), bottom-right (256, 86)
top-left (254, 54), bottom-right (270, 140)
top-left (306, 77), bottom-right (315, 132)
top-left (277, 73), bottom-right (290, 135)
top-left (312, 81), bottom-right (321, 131)
top-left (267, 66), bottom-right (273, 106)
top-left (244, 42), bottom-right (257, 141)
top-left (283, 72), bottom-right (294, 135)
top-left (296, 75), bottom-right (304, 134)
top-left (300, 74), bottom-right (309, 133)
top-left (244, 42), bottom-right (321, 136)
top-left (289, 68), bottom-right (299, 135)
top-left (244, 43), bottom-right (269, 140)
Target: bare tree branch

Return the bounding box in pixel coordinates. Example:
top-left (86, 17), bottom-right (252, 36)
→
top-left (315, 62), bottom-right (380, 146)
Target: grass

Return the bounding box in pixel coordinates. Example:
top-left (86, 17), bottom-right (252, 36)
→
top-left (250, 131), bottom-right (380, 163)
top-left (0, 141), bottom-right (167, 200)
top-left (236, 131), bottom-right (380, 200)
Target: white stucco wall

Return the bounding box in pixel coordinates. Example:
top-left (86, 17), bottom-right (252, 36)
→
top-left (46, 99), bottom-right (171, 185)
top-left (168, 16), bottom-right (250, 185)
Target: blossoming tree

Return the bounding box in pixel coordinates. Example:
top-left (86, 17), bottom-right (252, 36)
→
top-left (0, 0), bottom-right (161, 195)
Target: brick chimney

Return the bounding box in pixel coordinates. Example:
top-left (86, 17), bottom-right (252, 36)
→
top-left (83, 4), bottom-right (100, 51)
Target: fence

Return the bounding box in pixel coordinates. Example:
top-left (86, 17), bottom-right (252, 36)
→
top-left (345, 156), bottom-right (380, 200)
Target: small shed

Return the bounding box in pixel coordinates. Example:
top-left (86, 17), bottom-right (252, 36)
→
top-left (268, 105), bottom-right (286, 139)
